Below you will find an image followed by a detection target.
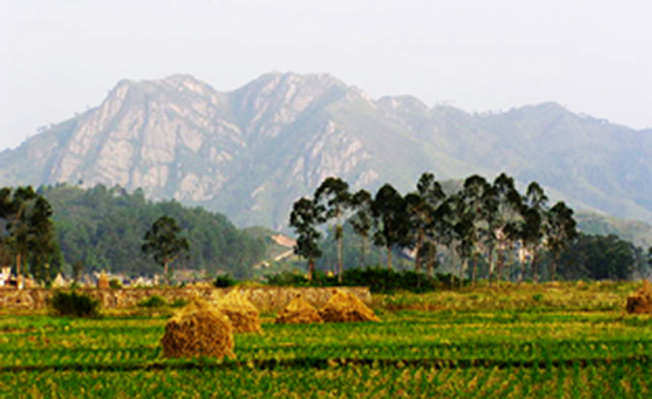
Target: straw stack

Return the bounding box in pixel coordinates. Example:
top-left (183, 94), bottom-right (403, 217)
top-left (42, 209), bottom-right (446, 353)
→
top-left (275, 294), bottom-right (323, 324)
top-left (161, 299), bottom-right (235, 359)
top-left (97, 272), bottom-right (109, 289)
top-left (215, 289), bottom-right (262, 333)
top-left (319, 289), bottom-right (380, 323)
top-left (626, 280), bottom-right (652, 314)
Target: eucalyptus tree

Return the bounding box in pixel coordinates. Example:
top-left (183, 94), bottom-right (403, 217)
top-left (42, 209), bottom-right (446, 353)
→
top-left (545, 201), bottom-right (578, 281)
top-left (449, 194), bottom-right (475, 286)
top-left (460, 175), bottom-right (492, 284)
top-left (314, 177), bottom-right (352, 282)
top-left (519, 182), bottom-right (549, 282)
top-left (372, 184), bottom-right (409, 270)
top-left (405, 172), bottom-right (448, 275)
top-left (490, 173), bottom-right (523, 281)
top-left (142, 216), bottom-right (190, 285)
top-left (289, 197), bottom-right (322, 280)
top-left (350, 189), bottom-right (373, 267)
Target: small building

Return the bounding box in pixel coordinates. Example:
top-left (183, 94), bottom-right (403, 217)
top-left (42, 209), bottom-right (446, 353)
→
top-left (0, 267), bottom-right (11, 288)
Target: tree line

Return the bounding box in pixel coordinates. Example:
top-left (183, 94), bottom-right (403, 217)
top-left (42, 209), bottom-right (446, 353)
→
top-left (0, 184), bottom-right (267, 286)
top-left (290, 172), bottom-right (584, 284)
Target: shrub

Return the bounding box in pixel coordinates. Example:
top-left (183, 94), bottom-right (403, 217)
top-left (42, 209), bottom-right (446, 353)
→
top-left (214, 274), bottom-right (238, 288)
top-left (138, 295), bottom-right (168, 308)
top-left (109, 279), bottom-right (123, 289)
top-left (50, 291), bottom-right (99, 317)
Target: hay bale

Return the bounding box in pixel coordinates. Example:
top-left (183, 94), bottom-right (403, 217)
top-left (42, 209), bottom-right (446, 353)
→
top-left (215, 289), bottom-right (262, 333)
top-left (97, 272), bottom-right (109, 289)
top-left (627, 280), bottom-right (652, 314)
top-left (319, 289), bottom-right (380, 323)
top-left (275, 295), bottom-right (323, 324)
top-left (161, 299), bottom-right (235, 359)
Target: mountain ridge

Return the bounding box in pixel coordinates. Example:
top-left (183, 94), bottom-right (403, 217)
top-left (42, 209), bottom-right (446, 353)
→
top-left (1, 72), bottom-right (651, 230)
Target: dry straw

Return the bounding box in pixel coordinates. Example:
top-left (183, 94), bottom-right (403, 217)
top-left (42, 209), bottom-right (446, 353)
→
top-left (97, 272), bottom-right (109, 289)
top-left (275, 294), bottom-right (323, 325)
top-left (161, 299), bottom-right (235, 359)
top-left (319, 289), bottom-right (380, 323)
top-left (215, 289), bottom-right (263, 333)
top-left (626, 280), bottom-right (652, 314)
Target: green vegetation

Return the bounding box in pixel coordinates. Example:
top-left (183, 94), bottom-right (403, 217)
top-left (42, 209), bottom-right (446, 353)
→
top-left (0, 186), bottom-right (61, 286)
top-left (291, 173), bottom-right (651, 284)
top-left (1, 282), bottom-right (651, 396)
top-left (49, 291), bottom-right (99, 318)
top-left (137, 296), bottom-right (168, 309)
top-left (41, 184), bottom-right (266, 278)
top-left (141, 216), bottom-right (190, 284)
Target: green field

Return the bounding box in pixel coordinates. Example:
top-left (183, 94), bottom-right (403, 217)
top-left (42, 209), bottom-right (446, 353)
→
top-left (1, 283), bottom-right (651, 398)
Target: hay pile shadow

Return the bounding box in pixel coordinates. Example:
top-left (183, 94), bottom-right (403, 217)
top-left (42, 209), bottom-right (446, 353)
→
top-left (319, 289), bottom-right (380, 323)
top-left (275, 295), bottom-right (323, 325)
top-left (161, 300), bottom-right (235, 359)
top-left (627, 280), bottom-right (652, 314)
top-left (216, 289), bottom-right (262, 333)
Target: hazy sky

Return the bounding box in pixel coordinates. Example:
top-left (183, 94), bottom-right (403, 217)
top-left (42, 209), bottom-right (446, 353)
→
top-left (2, 0), bottom-right (651, 151)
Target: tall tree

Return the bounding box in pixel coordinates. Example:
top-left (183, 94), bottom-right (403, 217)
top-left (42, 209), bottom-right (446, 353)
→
top-left (519, 182), bottom-right (548, 282)
top-left (491, 173), bottom-right (522, 281)
top-left (289, 197), bottom-right (322, 280)
top-left (0, 187), bottom-right (57, 288)
top-left (406, 172), bottom-right (447, 275)
top-left (27, 195), bottom-right (60, 285)
top-left (372, 184), bottom-right (409, 270)
top-left (448, 193), bottom-right (474, 287)
top-left (314, 177), bottom-right (351, 283)
top-left (460, 175), bottom-right (491, 285)
top-left (350, 189), bottom-right (373, 267)
top-left (545, 201), bottom-right (578, 281)
top-left (142, 216), bottom-right (190, 285)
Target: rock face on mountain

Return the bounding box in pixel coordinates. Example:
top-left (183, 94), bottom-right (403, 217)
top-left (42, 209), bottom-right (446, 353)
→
top-left (1, 72), bottom-right (651, 228)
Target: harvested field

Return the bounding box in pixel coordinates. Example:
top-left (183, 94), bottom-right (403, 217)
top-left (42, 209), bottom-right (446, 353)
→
top-left (275, 295), bottom-right (323, 324)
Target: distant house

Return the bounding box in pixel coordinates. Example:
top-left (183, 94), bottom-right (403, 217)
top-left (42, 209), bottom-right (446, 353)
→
top-left (0, 267), bottom-right (11, 287)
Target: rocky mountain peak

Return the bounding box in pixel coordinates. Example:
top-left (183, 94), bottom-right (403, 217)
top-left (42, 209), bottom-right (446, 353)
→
top-left (0, 73), bottom-right (651, 230)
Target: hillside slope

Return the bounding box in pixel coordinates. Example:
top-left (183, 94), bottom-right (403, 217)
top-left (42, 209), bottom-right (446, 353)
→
top-left (1, 72), bottom-right (651, 228)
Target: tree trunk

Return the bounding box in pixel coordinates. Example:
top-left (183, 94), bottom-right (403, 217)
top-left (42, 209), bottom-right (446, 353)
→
top-left (387, 246), bottom-right (393, 270)
top-left (550, 252), bottom-right (559, 282)
top-left (460, 257), bottom-right (467, 289)
top-left (472, 253), bottom-right (478, 287)
top-left (308, 259), bottom-right (315, 281)
top-left (519, 248), bottom-right (527, 283)
top-left (337, 224), bottom-right (343, 283)
top-left (15, 252), bottom-right (22, 290)
top-left (487, 245), bottom-right (495, 286)
top-left (496, 245), bottom-right (505, 282)
top-left (337, 233), bottom-right (343, 283)
top-left (426, 248), bottom-right (435, 278)
top-left (164, 262), bottom-right (169, 286)
top-left (532, 249), bottom-right (539, 283)
top-left (415, 230), bottom-right (424, 274)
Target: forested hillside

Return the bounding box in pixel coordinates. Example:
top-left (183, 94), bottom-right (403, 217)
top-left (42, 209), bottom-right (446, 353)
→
top-left (42, 184), bottom-right (266, 278)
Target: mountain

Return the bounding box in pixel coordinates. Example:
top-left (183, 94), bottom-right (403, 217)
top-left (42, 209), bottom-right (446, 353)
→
top-left (1, 72), bottom-right (651, 230)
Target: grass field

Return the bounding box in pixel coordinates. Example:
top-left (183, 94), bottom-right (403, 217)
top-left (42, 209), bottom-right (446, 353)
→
top-left (0, 282), bottom-right (651, 398)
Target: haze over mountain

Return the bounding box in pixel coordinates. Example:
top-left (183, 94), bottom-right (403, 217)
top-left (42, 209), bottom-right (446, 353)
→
top-left (1, 72), bottom-right (651, 230)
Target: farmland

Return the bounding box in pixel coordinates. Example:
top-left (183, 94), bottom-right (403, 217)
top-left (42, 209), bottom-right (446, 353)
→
top-left (1, 282), bottom-right (651, 397)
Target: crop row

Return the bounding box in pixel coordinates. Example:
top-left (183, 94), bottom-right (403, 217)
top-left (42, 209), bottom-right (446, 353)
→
top-left (1, 337), bottom-right (651, 370)
top-left (1, 361), bottom-right (650, 398)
